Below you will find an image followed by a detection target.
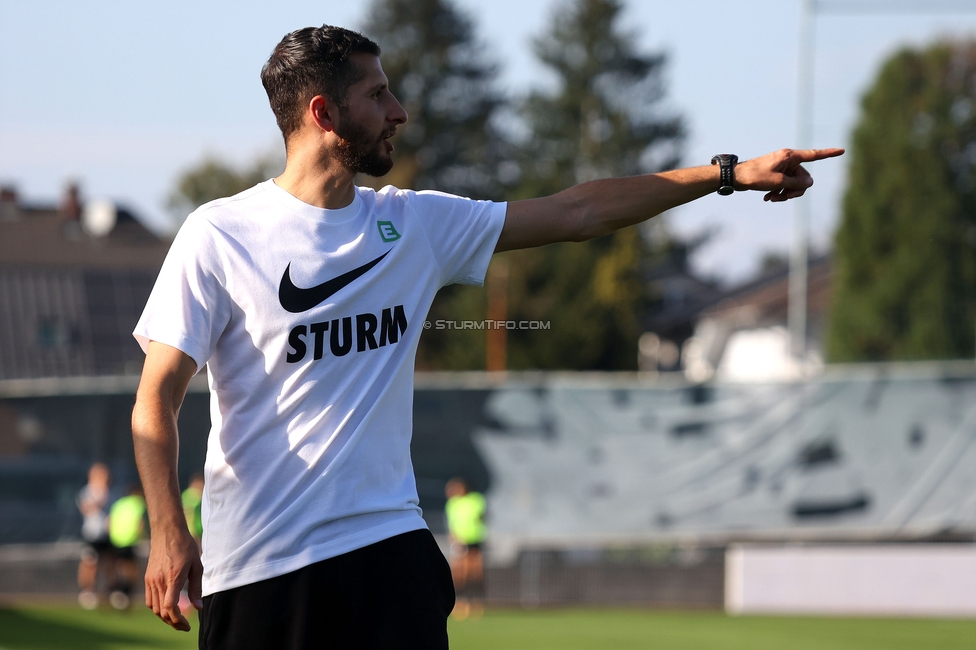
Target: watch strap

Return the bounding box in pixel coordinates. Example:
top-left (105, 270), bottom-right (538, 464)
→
top-left (710, 154), bottom-right (738, 196)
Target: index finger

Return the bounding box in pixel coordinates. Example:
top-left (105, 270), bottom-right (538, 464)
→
top-left (793, 148), bottom-right (845, 162)
top-left (162, 576), bottom-right (191, 631)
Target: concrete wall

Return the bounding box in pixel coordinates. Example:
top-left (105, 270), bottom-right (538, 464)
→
top-left (726, 544), bottom-right (976, 617)
top-left (0, 541), bottom-right (725, 609)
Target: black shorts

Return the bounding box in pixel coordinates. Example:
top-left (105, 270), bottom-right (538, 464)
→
top-left (199, 529), bottom-right (455, 650)
top-left (81, 540), bottom-right (114, 562)
top-left (113, 545), bottom-right (136, 561)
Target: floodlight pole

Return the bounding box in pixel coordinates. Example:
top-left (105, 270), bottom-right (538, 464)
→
top-left (787, 0), bottom-right (976, 360)
top-left (789, 0), bottom-right (816, 360)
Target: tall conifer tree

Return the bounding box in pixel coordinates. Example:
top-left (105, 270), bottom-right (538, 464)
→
top-left (828, 42), bottom-right (976, 361)
top-left (504, 0), bottom-right (684, 370)
top-left (362, 0), bottom-right (508, 199)
top-left (363, 0), bottom-right (512, 369)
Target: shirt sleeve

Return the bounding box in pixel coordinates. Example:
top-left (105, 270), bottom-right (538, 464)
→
top-left (406, 190), bottom-right (507, 287)
top-left (132, 214), bottom-right (229, 371)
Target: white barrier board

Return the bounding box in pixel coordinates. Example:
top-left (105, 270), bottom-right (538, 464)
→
top-left (726, 544), bottom-right (976, 617)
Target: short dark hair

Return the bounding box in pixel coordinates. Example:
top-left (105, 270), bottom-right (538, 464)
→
top-left (261, 25), bottom-right (380, 142)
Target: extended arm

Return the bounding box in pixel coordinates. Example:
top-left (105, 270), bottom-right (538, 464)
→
top-left (495, 148), bottom-right (844, 252)
top-left (131, 341), bottom-right (202, 632)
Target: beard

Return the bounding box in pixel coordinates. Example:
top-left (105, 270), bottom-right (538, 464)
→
top-left (332, 110), bottom-right (393, 177)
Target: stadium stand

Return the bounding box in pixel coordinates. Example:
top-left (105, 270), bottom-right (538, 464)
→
top-left (2, 365), bottom-right (975, 604)
top-left (471, 365), bottom-right (976, 549)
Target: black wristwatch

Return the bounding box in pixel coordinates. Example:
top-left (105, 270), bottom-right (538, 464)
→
top-left (710, 154), bottom-right (738, 195)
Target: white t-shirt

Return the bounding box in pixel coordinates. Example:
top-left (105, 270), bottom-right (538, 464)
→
top-left (134, 180), bottom-right (506, 595)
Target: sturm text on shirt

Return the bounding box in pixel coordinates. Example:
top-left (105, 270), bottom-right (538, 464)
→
top-left (285, 305), bottom-right (408, 363)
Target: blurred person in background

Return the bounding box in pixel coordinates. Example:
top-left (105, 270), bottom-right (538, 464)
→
top-left (108, 484), bottom-right (147, 611)
top-left (179, 473), bottom-right (205, 616)
top-left (76, 462), bottom-right (115, 610)
top-left (445, 478), bottom-right (487, 619)
top-left (182, 473), bottom-right (205, 547)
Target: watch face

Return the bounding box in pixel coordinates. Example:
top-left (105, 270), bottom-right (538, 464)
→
top-left (718, 186), bottom-right (734, 196)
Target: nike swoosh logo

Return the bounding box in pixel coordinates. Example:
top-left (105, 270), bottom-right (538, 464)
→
top-left (278, 250), bottom-right (391, 313)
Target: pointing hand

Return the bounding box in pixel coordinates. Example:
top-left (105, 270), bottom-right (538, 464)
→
top-left (734, 148), bottom-right (845, 202)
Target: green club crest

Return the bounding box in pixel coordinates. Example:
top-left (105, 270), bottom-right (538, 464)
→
top-left (377, 221), bottom-right (401, 242)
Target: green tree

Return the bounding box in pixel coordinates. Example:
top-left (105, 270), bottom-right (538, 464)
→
top-left (363, 0), bottom-right (511, 369)
top-left (361, 0), bottom-right (509, 199)
top-left (167, 155), bottom-right (282, 226)
top-left (504, 0), bottom-right (684, 370)
top-left (827, 41), bottom-right (976, 362)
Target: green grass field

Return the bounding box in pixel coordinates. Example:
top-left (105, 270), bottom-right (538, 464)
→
top-left (1, 605), bottom-right (975, 650)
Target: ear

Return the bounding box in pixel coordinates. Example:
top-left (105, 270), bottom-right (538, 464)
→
top-left (309, 95), bottom-right (338, 133)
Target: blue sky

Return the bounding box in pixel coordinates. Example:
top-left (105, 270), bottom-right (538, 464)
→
top-left (2, 0), bottom-right (976, 282)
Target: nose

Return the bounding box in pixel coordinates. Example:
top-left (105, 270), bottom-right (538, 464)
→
top-left (389, 94), bottom-right (408, 125)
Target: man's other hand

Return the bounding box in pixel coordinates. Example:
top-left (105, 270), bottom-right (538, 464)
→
top-left (145, 529), bottom-right (203, 632)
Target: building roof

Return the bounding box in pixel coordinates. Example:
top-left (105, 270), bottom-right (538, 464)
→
top-left (0, 187), bottom-right (172, 380)
top-left (700, 254), bottom-right (832, 328)
top-left (0, 198), bottom-right (169, 270)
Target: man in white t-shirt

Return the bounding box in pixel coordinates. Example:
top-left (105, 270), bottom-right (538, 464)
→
top-left (131, 24), bottom-right (841, 648)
